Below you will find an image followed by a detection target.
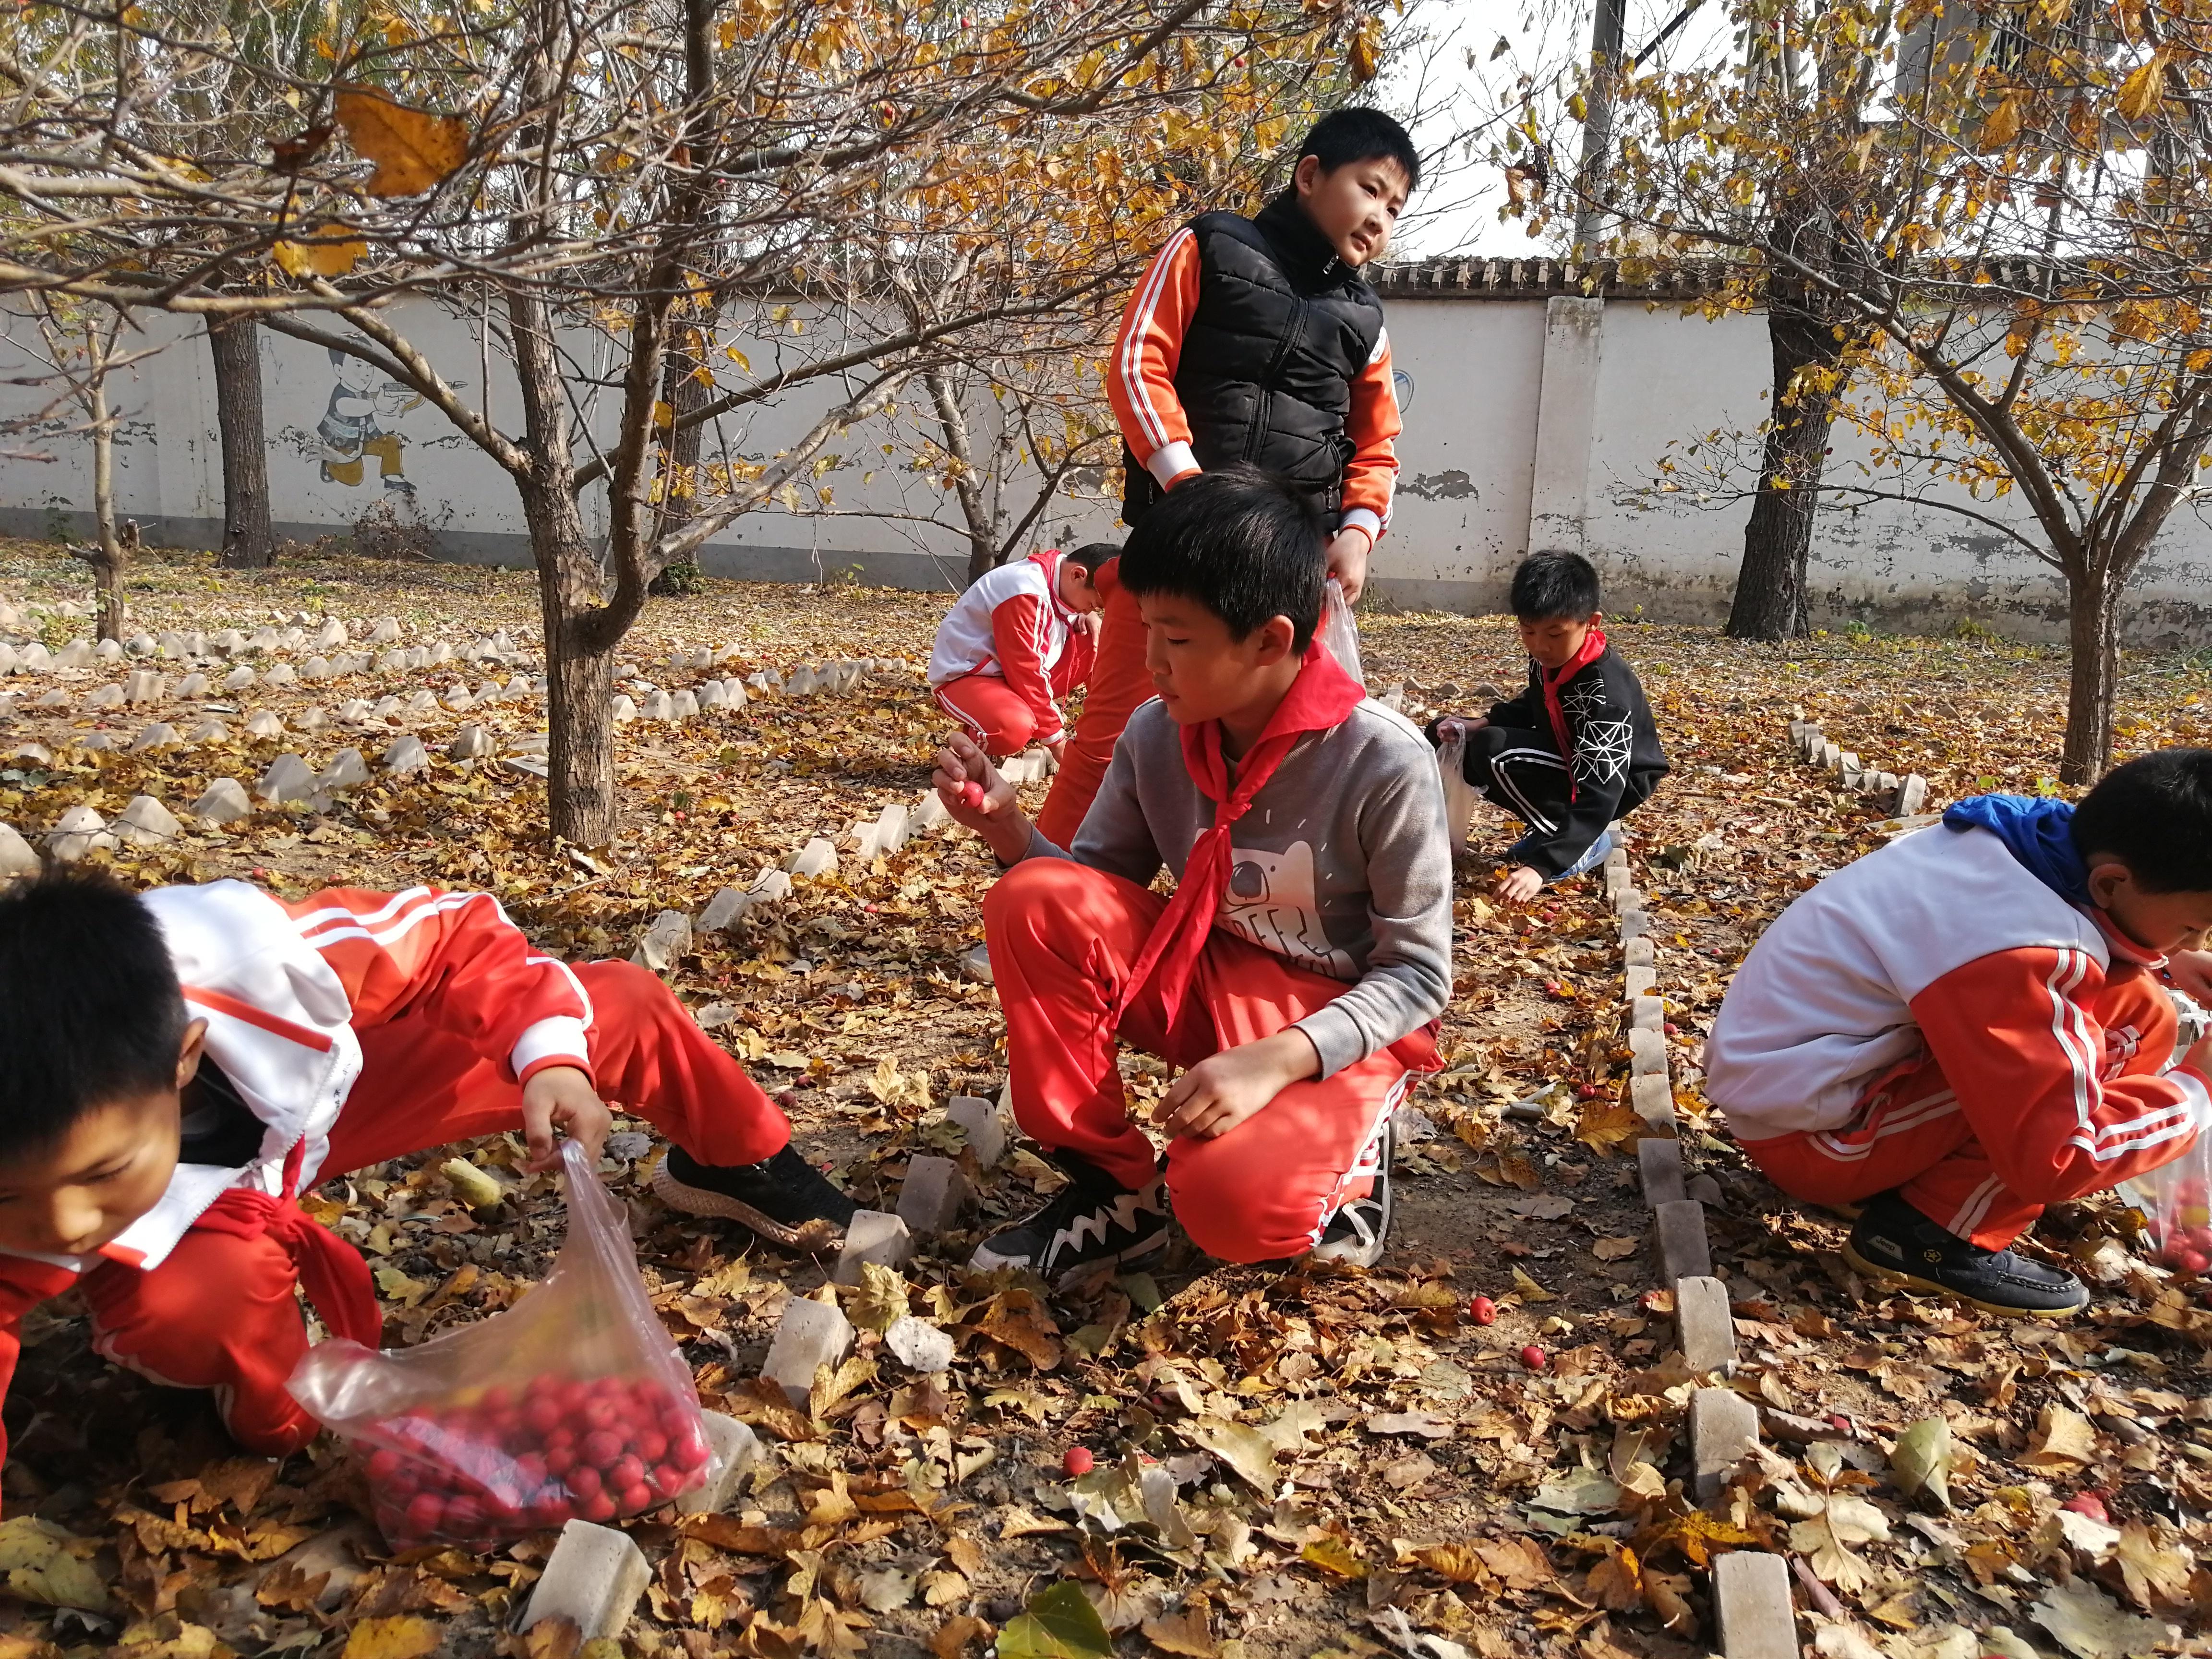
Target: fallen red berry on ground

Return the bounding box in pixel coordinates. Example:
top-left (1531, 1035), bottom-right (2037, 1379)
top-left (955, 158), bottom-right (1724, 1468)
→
top-left (1468, 1296), bottom-right (1498, 1325)
top-left (1063, 1446), bottom-right (1095, 1477)
top-left (1519, 1345), bottom-right (1547, 1370)
top-left (2062, 1491), bottom-right (2111, 1524)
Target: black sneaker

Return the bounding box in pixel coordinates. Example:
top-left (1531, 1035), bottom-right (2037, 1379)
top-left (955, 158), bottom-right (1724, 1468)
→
top-left (1310, 1119), bottom-right (1393, 1268)
top-left (967, 1152), bottom-right (1167, 1286)
top-left (1842, 1190), bottom-right (2088, 1318)
top-left (652, 1143), bottom-right (857, 1252)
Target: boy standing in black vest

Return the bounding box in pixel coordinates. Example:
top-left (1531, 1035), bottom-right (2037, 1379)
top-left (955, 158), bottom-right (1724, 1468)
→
top-left (1034, 108), bottom-right (1419, 845)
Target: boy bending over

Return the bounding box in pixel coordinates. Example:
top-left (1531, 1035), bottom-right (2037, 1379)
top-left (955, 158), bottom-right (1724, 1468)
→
top-left (928, 546), bottom-right (1108, 760)
top-left (934, 466), bottom-right (1452, 1277)
top-left (0, 874), bottom-right (854, 1466)
top-left (1706, 753), bottom-right (2212, 1317)
top-left (1430, 552), bottom-right (1667, 901)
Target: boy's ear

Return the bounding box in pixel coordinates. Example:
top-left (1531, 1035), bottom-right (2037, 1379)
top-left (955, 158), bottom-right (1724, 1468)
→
top-left (174, 1018), bottom-right (209, 1090)
top-left (1293, 154), bottom-right (1322, 198)
top-left (1255, 615), bottom-right (1299, 665)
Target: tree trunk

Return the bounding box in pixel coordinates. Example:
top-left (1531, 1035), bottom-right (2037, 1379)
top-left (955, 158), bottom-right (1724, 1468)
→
top-left (2060, 570), bottom-right (2120, 786)
top-left (508, 279), bottom-right (624, 848)
top-left (648, 333), bottom-right (709, 596)
top-left (87, 384), bottom-right (124, 643)
top-left (1727, 285), bottom-right (1842, 641)
top-left (211, 317), bottom-right (276, 569)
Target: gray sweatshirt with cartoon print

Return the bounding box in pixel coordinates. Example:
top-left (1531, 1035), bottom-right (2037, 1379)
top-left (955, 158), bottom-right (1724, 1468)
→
top-left (1021, 696), bottom-right (1455, 1079)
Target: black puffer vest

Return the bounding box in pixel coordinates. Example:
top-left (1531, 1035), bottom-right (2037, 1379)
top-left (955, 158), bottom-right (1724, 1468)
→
top-left (1122, 196), bottom-right (1385, 525)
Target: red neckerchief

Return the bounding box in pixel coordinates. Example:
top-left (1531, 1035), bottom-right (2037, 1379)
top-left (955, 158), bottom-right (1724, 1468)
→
top-left (1112, 637), bottom-right (1367, 1030)
top-left (1539, 625), bottom-right (1608, 802)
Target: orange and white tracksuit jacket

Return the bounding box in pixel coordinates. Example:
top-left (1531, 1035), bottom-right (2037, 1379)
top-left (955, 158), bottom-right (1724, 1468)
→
top-left (927, 549), bottom-right (1096, 749)
top-left (1107, 228), bottom-right (1402, 551)
top-left (1705, 824), bottom-right (2209, 1244)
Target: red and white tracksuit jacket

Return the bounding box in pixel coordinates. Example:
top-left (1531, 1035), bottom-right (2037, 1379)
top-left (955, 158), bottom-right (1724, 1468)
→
top-left (1108, 227), bottom-right (1402, 550)
top-left (927, 549), bottom-right (1095, 749)
top-left (1705, 825), bottom-right (2211, 1247)
top-left (0, 881), bottom-right (785, 1479)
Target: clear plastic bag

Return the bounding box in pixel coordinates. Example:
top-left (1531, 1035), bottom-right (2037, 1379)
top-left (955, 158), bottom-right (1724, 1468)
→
top-left (288, 1140), bottom-right (721, 1550)
top-left (1436, 730), bottom-right (1479, 849)
top-left (1320, 578), bottom-right (1363, 685)
top-left (2125, 1129), bottom-right (2212, 1276)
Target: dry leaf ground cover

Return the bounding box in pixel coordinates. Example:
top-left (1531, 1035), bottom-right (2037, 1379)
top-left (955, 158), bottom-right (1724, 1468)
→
top-left (0, 539), bottom-right (2206, 1659)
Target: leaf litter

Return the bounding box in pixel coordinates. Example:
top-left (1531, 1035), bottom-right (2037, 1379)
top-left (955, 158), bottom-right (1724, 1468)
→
top-left (0, 542), bottom-right (2205, 1654)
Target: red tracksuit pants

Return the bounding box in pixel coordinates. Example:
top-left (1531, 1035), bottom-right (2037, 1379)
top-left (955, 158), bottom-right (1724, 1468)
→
top-left (984, 858), bottom-right (1414, 1262)
top-left (1741, 1048), bottom-right (2083, 1250)
top-left (935, 674), bottom-right (1045, 758)
top-left (1036, 561), bottom-right (1147, 845)
top-left (41, 961), bottom-right (786, 1455)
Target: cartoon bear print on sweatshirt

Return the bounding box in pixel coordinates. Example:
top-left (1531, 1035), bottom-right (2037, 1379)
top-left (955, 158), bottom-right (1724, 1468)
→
top-left (1217, 841), bottom-right (1356, 978)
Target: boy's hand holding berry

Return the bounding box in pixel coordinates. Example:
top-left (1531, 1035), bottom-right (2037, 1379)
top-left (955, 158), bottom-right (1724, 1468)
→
top-left (520, 1066), bottom-right (611, 1173)
top-left (933, 733), bottom-right (1028, 861)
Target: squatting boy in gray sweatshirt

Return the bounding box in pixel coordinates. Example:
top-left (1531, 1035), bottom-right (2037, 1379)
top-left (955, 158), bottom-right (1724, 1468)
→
top-left (931, 464), bottom-right (1453, 1280)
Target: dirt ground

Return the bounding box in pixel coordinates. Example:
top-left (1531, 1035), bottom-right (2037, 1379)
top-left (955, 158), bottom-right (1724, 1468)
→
top-left (0, 541), bottom-right (2206, 1659)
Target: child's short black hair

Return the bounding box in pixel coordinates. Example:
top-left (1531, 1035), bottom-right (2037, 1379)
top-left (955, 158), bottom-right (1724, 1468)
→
top-left (1299, 108), bottom-right (1421, 193)
top-left (1511, 552), bottom-right (1602, 623)
top-left (1118, 465), bottom-right (1326, 651)
top-left (0, 870), bottom-right (187, 1159)
top-left (1064, 543), bottom-right (1119, 576)
top-left (2072, 749), bottom-right (2212, 893)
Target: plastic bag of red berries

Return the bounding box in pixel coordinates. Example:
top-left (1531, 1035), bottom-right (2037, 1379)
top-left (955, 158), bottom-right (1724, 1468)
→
top-left (2125, 1129), bottom-right (2212, 1278)
top-left (286, 1139), bottom-right (725, 1551)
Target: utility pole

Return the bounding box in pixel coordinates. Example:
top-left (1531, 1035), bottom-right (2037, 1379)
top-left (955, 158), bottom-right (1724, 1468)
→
top-left (1571, 0), bottom-right (1628, 254)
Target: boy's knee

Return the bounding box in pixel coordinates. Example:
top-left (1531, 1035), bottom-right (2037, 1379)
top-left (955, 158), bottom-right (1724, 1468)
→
top-left (581, 958), bottom-right (681, 1022)
top-left (1001, 707), bottom-right (1037, 753)
top-left (1166, 1151), bottom-right (1303, 1263)
top-left (983, 858), bottom-right (1095, 942)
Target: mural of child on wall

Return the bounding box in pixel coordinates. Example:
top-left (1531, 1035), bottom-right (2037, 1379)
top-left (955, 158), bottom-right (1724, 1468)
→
top-left (318, 349), bottom-right (424, 498)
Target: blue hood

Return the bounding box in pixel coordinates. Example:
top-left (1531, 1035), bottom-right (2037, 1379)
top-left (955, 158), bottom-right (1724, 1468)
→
top-left (1942, 793), bottom-right (2090, 908)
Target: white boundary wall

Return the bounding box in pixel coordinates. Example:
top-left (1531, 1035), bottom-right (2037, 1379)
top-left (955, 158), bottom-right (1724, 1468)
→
top-left (5, 290), bottom-right (2211, 644)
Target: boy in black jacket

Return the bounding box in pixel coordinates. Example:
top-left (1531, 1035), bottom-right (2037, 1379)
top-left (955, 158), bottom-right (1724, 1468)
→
top-left (1432, 553), bottom-right (1668, 901)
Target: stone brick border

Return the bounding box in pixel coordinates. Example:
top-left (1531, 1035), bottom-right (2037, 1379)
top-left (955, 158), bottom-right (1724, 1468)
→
top-left (1786, 718), bottom-right (1929, 817)
top-left (1611, 829), bottom-right (1801, 1659)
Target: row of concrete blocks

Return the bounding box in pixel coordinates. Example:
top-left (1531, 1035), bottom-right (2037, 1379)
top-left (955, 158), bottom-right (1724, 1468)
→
top-left (12, 725), bottom-right (546, 865)
top-left (0, 625), bottom-right (532, 678)
top-left (624, 782), bottom-right (980, 972)
top-left (1, 668), bottom-right (546, 725)
top-left (1787, 720), bottom-right (1929, 817)
top-left (1606, 837), bottom-right (1799, 1659)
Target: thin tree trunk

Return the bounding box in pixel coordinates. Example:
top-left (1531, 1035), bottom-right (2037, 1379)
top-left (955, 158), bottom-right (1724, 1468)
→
top-left (1727, 278), bottom-right (1843, 641)
top-left (87, 382), bottom-right (124, 643)
top-left (2060, 568), bottom-right (2119, 785)
top-left (648, 331), bottom-right (709, 595)
top-left (510, 280), bottom-right (621, 847)
top-left (926, 368), bottom-right (1002, 584)
top-left (211, 317), bottom-right (276, 569)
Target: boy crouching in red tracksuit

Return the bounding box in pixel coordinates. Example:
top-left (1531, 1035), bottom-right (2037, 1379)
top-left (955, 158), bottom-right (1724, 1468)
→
top-left (0, 873), bottom-right (855, 1466)
top-left (1705, 751), bottom-right (2212, 1317)
top-left (931, 466), bottom-right (1453, 1278)
top-left (927, 547), bottom-right (1109, 761)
